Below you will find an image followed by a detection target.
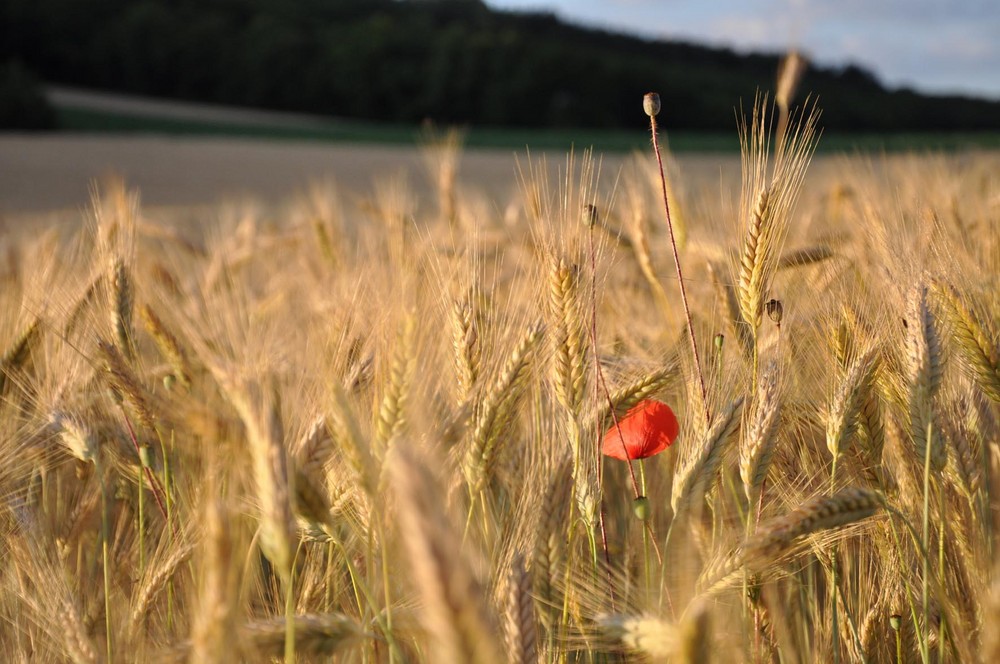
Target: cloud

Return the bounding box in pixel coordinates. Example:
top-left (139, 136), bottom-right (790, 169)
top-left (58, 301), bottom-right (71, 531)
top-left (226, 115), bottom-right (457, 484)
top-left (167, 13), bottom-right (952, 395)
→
top-left (485, 0), bottom-right (1000, 96)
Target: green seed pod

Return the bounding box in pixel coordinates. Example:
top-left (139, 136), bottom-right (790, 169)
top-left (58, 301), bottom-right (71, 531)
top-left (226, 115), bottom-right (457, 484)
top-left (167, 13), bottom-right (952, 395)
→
top-left (643, 92), bottom-right (661, 118)
top-left (163, 374), bottom-right (176, 391)
top-left (581, 203), bottom-right (599, 228)
top-left (889, 614), bottom-right (901, 631)
top-left (714, 333), bottom-right (725, 351)
top-left (139, 445), bottom-right (153, 468)
top-left (633, 496), bottom-right (651, 521)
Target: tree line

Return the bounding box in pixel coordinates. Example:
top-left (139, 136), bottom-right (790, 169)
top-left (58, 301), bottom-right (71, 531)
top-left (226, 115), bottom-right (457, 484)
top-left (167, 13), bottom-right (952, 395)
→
top-left (2, 0), bottom-right (999, 131)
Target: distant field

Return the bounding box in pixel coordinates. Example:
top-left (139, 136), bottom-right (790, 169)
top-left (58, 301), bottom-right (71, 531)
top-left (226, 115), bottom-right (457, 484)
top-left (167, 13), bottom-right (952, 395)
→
top-left (48, 86), bottom-right (1000, 154)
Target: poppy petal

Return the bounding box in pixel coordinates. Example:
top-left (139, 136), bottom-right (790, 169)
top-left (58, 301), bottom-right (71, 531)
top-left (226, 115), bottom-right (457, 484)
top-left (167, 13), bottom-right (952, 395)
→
top-left (602, 399), bottom-right (679, 460)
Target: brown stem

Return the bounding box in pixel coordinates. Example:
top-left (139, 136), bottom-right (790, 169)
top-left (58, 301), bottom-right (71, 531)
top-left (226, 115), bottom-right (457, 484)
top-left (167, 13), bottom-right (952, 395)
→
top-left (588, 227), bottom-right (640, 498)
top-left (648, 114), bottom-right (710, 426)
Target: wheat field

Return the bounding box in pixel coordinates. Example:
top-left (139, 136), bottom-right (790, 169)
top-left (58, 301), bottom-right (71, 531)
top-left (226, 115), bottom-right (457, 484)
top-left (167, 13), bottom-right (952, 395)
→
top-left (1, 99), bottom-right (999, 663)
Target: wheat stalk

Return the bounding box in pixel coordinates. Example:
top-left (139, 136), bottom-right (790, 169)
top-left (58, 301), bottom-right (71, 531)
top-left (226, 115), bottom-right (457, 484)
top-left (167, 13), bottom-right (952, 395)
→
top-left (189, 497), bottom-right (239, 664)
top-left (672, 396), bottom-right (744, 514)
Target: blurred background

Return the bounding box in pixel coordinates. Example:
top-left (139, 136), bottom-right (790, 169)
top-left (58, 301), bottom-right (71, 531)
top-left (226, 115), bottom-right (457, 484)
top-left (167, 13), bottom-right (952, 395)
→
top-left (2, 0), bottom-right (999, 212)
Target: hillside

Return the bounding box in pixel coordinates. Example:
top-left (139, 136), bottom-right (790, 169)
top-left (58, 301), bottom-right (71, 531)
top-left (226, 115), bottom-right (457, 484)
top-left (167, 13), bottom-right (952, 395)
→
top-left (3, 0), bottom-right (1000, 131)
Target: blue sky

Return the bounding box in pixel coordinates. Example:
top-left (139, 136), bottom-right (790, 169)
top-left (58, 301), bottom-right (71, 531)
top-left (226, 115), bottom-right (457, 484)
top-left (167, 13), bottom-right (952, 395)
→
top-left (486, 0), bottom-right (1000, 99)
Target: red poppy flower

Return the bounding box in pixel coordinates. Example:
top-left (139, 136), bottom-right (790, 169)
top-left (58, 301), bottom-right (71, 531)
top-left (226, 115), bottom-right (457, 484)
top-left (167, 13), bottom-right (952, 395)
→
top-left (602, 399), bottom-right (679, 460)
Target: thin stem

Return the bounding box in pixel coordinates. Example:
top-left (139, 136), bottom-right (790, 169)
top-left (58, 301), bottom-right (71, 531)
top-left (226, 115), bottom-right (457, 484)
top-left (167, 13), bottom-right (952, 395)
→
top-left (587, 225), bottom-right (640, 499)
top-left (117, 404), bottom-right (170, 526)
top-left (97, 457), bottom-right (112, 664)
top-left (378, 518), bottom-right (397, 664)
top-left (163, 429), bottom-right (175, 631)
top-left (640, 461), bottom-right (650, 588)
top-left (285, 560), bottom-right (296, 664)
top-left (138, 460), bottom-right (145, 580)
top-left (329, 534), bottom-right (405, 661)
top-left (648, 112), bottom-right (710, 426)
top-left (923, 422), bottom-right (931, 659)
top-left (937, 485), bottom-right (946, 663)
top-left (831, 458), bottom-right (840, 664)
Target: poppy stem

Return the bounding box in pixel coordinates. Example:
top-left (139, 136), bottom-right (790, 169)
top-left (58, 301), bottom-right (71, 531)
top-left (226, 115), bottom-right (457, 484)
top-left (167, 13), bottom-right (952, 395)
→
top-left (586, 225), bottom-right (640, 500)
top-left (647, 107), bottom-right (711, 426)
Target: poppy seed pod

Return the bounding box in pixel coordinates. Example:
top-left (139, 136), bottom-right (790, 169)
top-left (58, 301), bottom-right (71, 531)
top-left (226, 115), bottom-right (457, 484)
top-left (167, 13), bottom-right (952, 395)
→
top-left (581, 203), bottom-right (599, 228)
top-left (602, 399), bottom-right (679, 460)
top-left (766, 298), bottom-right (783, 324)
top-left (633, 496), bottom-right (651, 521)
top-left (643, 92), bottom-right (661, 118)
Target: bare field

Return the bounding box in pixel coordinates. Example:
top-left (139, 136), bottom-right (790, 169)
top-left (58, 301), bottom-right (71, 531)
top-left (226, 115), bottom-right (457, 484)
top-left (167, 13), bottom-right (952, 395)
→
top-left (0, 133), bottom-right (833, 216)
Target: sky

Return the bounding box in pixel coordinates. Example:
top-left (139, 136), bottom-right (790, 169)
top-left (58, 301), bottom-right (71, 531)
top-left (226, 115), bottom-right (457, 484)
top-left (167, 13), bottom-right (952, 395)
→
top-left (486, 0), bottom-right (1000, 99)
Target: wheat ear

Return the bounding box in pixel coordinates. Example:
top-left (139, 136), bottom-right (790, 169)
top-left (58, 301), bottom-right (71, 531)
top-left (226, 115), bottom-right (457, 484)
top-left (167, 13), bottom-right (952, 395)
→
top-left (932, 281), bottom-right (1000, 401)
top-left (595, 362), bottom-right (678, 432)
top-left (905, 285), bottom-right (945, 471)
top-left (0, 316), bottom-right (40, 396)
top-left (533, 457), bottom-right (573, 628)
top-left (450, 298), bottom-right (480, 401)
top-left (141, 304), bottom-right (193, 389)
top-left (548, 257), bottom-right (587, 416)
top-left (464, 321), bottom-right (544, 493)
top-left (777, 244), bottom-right (834, 269)
top-left (744, 487), bottom-right (883, 566)
top-left (227, 380), bottom-right (296, 584)
top-left (390, 449), bottom-right (504, 664)
top-left (239, 614), bottom-right (363, 657)
top-left (738, 187), bottom-right (771, 335)
top-left (374, 313), bottom-right (417, 453)
top-left (505, 553), bottom-right (538, 664)
top-left (740, 361), bottom-right (782, 507)
top-left (98, 338), bottom-right (157, 432)
top-left (599, 614), bottom-right (680, 658)
top-left (110, 256), bottom-right (134, 357)
top-left (827, 346), bottom-right (880, 470)
top-left (672, 396), bottom-right (745, 514)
